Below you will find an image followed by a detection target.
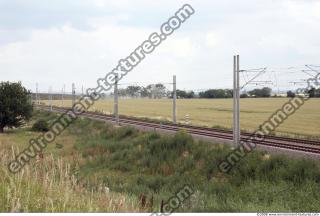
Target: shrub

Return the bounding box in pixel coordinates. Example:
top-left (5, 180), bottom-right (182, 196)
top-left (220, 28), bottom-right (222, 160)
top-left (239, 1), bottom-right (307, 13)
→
top-left (32, 119), bottom-right (49, 132)
top-left (115, 126), bottom-right (138, 139)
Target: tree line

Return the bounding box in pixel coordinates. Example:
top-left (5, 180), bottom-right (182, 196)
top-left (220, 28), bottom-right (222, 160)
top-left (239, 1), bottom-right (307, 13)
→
top-left (29, 84), bottom-right (320, 99)
top-left (287, 87), bottom-right (320, 98)
top-left (115, 84), bottom-right (169, 98)
top-left (114, 86), bottom-right (274, 98)
top-left (112, 84), bottom-right (320, 98)
top-left (197, 87), bottom-right (273, 98)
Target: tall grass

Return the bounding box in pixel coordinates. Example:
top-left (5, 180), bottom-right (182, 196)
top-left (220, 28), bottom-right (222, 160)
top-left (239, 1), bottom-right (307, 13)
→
top-left (2, 110), bottom-right (320, 212)
top-left (0, 147), bottom-right (140, 212)
top-left (73, 117), bottom-right (320, 212)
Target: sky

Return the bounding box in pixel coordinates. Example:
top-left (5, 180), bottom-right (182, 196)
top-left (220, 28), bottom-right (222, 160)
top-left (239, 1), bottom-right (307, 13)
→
top-left (0, 0), bottom-right (320, 93)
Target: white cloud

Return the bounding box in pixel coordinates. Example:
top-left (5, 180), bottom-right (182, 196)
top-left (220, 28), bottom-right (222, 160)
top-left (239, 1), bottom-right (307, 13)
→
top-left (205, 32), bottom-right (220, 48)
top-left (284, 0), bottom-right (320, 20)
top-left (159, 37), bottom-right (196, 58)
top-left (0, 0), bottom-right (319, 92)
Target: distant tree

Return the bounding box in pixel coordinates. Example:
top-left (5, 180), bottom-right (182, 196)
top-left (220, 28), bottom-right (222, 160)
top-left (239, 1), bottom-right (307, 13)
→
top-left (153, 83), bottom-right (167, 98)
top-left (248, 89), bottom-right (257, 97)
top-left (199, 91), bottom-right (205, 98)
top-left (199, 89), bottom-right (233, 98)
top-left (140, 87), bottom-right (150, 98)
top-left (287, 91), bottom-right (296, 98)
top-left (307, 87), bottom-right (320, 97)
top-left (248, 87), bottom-right (272, 97)
top-left (176, 90), bottom-right (187, 98)
top-left (186, 91), bottom-right (195, 98)
top-left (172, 90), bottom-right (195, 99)
top-left (126, 85), bottom-right (141, 97)
top-left (261, 87), bottom-right (272, 97)
top-left (117, 88), bottom-right (127, 97)
top-left (0, 82), bottom-right (33, 133)
top-left (213, 89), bottom-right (224, 98)
top-left (240, 93), bottom-right (248, 98)
top-left (225, 89), bottom-right (233, 98)
top-left (144, 85), bottom-right (153, 98)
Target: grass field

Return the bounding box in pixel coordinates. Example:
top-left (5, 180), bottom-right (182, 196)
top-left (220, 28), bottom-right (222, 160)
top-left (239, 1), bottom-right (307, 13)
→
top-left (1, 110), bottom-right (320, 212)
top-left (0, 111), bottom-right (140, 212)
top-left (42, 98), bottom-right (320, 137)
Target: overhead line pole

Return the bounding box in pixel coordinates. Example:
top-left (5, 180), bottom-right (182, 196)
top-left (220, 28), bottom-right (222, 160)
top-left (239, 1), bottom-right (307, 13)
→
top-left (61, 84), bottom-right (65, 107)
top-left (72, 83), bottom-right (75, 108)
top-left (36, 83), bottom-right (39, 105)
top-left (173, 75), bottom-right (177, 124)
top-left (233, 55), bottom-right (240, 146)
top-left (38, 85), bottom-right (41, 103)
top-left (49, 86), bottom-right (53, 112)
top-left (233, 56), bottom-right (237, 145)
top-left (236, 55), bottom-right (240, 145)
top-left (151, 84), bottom-right (155, 99)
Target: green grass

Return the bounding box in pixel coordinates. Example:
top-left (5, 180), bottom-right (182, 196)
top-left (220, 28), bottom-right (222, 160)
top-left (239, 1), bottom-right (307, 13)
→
top-left (1, 110), bottom-right (320, 212)
top-left (42, 98), bottom-right (320, 138)
top-left (71, 116), bottom-right (320, 212)
top-left (0, 111), bottom-right (141, 212)
top-left (0, 149), bottom-right (140, 212)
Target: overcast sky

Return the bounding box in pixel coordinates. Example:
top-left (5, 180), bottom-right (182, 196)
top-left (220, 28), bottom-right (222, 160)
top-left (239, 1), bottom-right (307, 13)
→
top-left (1, 0), bottom-right (319, 93)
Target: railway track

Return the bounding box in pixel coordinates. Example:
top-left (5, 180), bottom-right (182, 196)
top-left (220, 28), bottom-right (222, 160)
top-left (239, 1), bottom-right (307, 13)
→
top-left (35, 104), bottom-right (320, 155)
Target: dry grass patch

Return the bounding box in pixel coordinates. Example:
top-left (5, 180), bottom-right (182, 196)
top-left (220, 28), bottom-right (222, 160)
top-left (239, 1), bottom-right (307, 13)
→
top-left (0, 147), bottom-right (140, 212)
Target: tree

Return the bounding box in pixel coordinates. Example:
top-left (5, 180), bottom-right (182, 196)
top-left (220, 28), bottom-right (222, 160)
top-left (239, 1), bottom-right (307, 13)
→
top-left (240, 93), bottom-right (248, 98)
top-left (176, 89), bottom-right (187, 98)
top-left (145, 85), bottom-right (154, 98)
top-left (199, 89), bottom-right (233, 98)
top-left (261, 87), bottom-right (272, 97)
top-left (225, 89), bottom-right (233, 98)
top-left (153, 83), bottom-right (167, 98)
top-left (317, 88), bottom-right (320, 97)
top-left (186, 91), bottom-right (195, 98)
top-left (248, 87), bottom-right (272, 97)
top-left (307, 87), bottom-right (320, 98)
top-left (126, 85), bottom-right (141, 97)
top-left (287, 91), bottom-right (295, 98)
top-left (172, 90), bottom-right (195, 99)
top-left (140, 87), bottom-right (151, 98)
top-left (0, 82), bottom-right (33, 133)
